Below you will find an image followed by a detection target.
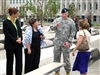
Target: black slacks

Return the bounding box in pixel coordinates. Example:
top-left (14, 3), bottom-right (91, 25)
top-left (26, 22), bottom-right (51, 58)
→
top-left (24, 46), bottom-right (40, 74)
top-left (6, 46), bottom-right (22, 75)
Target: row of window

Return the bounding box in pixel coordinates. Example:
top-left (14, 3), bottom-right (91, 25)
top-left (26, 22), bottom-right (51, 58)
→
top-left (81, 15), bottom-right (100, 22)
top-left (77, 3), bottom-right (99, 10)
top-left (9, 0), bottom-right (41, 4)
top-left (92, 16), bottom-right (100, 22)
top-left (10, 0), bottom-right (99, 11)
top-left (10, 0), bottom-right (35, 4)
top-left (9, 6), bottom-right (100, 22)
top-left (10, 0), bottom-right (24, 4)
top-left (62, 2), bottom-right (99, 11)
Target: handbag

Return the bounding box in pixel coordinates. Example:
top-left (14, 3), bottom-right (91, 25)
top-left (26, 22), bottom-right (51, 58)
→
top-left (77, 30), bottom-right (89, 52)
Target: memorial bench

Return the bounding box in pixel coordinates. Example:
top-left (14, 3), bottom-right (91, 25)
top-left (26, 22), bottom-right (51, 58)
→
top-left (90, 48), bottom-right (100, 60)
top-left (24, 62), bottom-right (66, 75)
top-left (91, 27), bottom-right (99, 35)
top-left (88, 48), bottom-right (100, 66)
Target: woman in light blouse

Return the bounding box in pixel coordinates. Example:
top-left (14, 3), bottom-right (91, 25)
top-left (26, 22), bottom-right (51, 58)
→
top-left (23, 18), bottom-right (45, 74)
top-left (72, 19), bottom-right (91, 75)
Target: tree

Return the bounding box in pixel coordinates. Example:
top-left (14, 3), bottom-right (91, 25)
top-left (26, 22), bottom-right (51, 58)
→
top-left (44, 0), bottom-right (60, 22)
top-left (1, 0), bottom-right (8, 19)
top-left (25, 0), bottom-right (60, 27)
top-left (19, 5), bottom-right (26, 18)
top-left (68, 3), bottom-right (76, 18)
top-left (87, 11), bottom-right (92, 22)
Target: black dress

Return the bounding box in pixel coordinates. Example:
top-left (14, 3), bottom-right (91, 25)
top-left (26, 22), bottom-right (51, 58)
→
top-left (24, 29), bottom-right (41, 74)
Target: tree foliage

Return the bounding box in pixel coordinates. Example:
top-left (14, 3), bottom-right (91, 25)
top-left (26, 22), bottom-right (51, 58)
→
top-left (1, 0), bottom-right (8, 19)
top-left (19, 5), bottom-right (26, 18)
top-left (68, 3), bottom-right (76, 18)
top-left (44, 0), bottom-right (60, 19)
top-left (24, 0), bottom-right (60, 26)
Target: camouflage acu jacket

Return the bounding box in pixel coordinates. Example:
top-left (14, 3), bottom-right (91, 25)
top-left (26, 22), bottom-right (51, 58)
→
top-left (50, 17), bottom-right (76, 46)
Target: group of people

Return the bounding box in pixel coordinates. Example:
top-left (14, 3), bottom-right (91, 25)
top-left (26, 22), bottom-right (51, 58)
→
top-left (3, 7), bottom-right (91, 75)
top-left (50, 8), bottom-right (91, 75)
top-left (3, 7), bottom-right (45, 75)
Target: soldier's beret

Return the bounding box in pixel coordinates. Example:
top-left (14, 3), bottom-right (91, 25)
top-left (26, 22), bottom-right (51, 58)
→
top-left (61, 8), bottom-right (68, 13)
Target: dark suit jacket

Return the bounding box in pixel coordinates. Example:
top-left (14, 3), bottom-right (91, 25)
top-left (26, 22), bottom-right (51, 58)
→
top-left (3, 19), bottom-right (22, 49)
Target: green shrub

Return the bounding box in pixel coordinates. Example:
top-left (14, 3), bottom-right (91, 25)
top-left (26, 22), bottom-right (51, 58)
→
top-left (91, 23), bottom-right (100, 26)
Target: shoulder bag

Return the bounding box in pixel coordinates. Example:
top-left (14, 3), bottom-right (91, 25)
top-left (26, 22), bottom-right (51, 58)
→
top-left (77, 30), bottom-right (89, 52)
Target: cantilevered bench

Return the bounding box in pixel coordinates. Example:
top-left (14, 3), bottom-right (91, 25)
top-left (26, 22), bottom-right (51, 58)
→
top-left (90, 48), bottom-right (100, 59)
top-left (24, 62), bottom-right (66, 75)
top-left (88, 48), bottom-right (100, 66)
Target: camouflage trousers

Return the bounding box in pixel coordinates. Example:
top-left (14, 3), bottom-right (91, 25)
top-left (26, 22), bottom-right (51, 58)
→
top-left (53, 45), bottom-right (71, 73)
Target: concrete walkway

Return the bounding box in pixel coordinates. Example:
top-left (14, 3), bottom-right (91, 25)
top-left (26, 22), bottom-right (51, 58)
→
top-left (34, 26), bottom-right (100, 75)
top-left (0, 25), bottom-right (100, 75)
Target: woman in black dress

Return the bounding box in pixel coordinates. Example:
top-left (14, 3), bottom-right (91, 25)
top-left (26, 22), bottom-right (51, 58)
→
top-left (23, 18), bottom-right (45, 74)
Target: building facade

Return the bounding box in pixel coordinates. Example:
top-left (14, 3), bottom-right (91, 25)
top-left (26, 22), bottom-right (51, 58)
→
top-left (0, 0), bottom-right (100, 23)
top-left (0, 0), bottom-right (7, 17)
top-left (58, 0), bottom-right (100, 24)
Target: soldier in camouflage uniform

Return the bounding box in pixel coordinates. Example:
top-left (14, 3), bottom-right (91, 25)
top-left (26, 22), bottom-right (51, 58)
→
top-left (50, 8), bottom-right (76, 75)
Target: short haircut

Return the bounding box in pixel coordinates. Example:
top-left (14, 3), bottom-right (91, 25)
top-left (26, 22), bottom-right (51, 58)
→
top-left (28, 18), bottom-right (37, 26)
top-left (78, 19), bottom-right (89, 29)
top-left (8, 7), bottom-right (18, 16)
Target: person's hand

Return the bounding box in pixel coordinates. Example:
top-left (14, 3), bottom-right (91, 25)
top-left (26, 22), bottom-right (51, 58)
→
top-left (40, 35), bottom-right (45, 39)
top-left (28, 49), bottom-right (31, 54)
top-left (72, 50), bottom-right (75, 56)
top-left (16, 37), bottom-right (21, 44)
top-left (64, 42), bottom-right (70, 49)
top-left (55, 23), bottom-right (60, 27)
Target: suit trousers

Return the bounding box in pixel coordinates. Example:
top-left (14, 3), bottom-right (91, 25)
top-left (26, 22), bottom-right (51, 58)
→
top-left (6, 46), bottom-right (22, 75)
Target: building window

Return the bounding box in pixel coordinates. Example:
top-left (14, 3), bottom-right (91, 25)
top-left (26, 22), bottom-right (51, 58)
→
top-left (26, 0), bottom-right (28, 3)
top-left (23, 0), bottom-right (25, 3)
top-left (90, 4), bottom-right (92, 10)
top-left (10, 0), bottom-right (12, 4)
top-left (37, 0), bottom-right (39, 2)
top-left (16, 0), bottom-right (18, 3)
top-left (16, 7), bottom-right (18, 9)
top-left (93, 16), bottom-right (97, 22)
top-left (81, 16), bottom-right (85, 19)
top-left (96, 3), bottom-right (98, 10)
top-left (79, 4), bottom-right (80, 10)
top-left (62, 1), bottom-right (65, 8)
top-left (13, 0), bottom-right (15, 4)
top-left (20, 0), bottom-right (21, 3)
top-left (84, 4), bottom-right (86, 10)
top-left (73, 4), bottom-right (75, 8)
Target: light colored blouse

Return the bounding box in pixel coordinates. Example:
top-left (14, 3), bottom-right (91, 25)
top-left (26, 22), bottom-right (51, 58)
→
top-left (77, 29), bottom-right (91, 51)
top-left (22, 26), bottom-right (46, 49)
